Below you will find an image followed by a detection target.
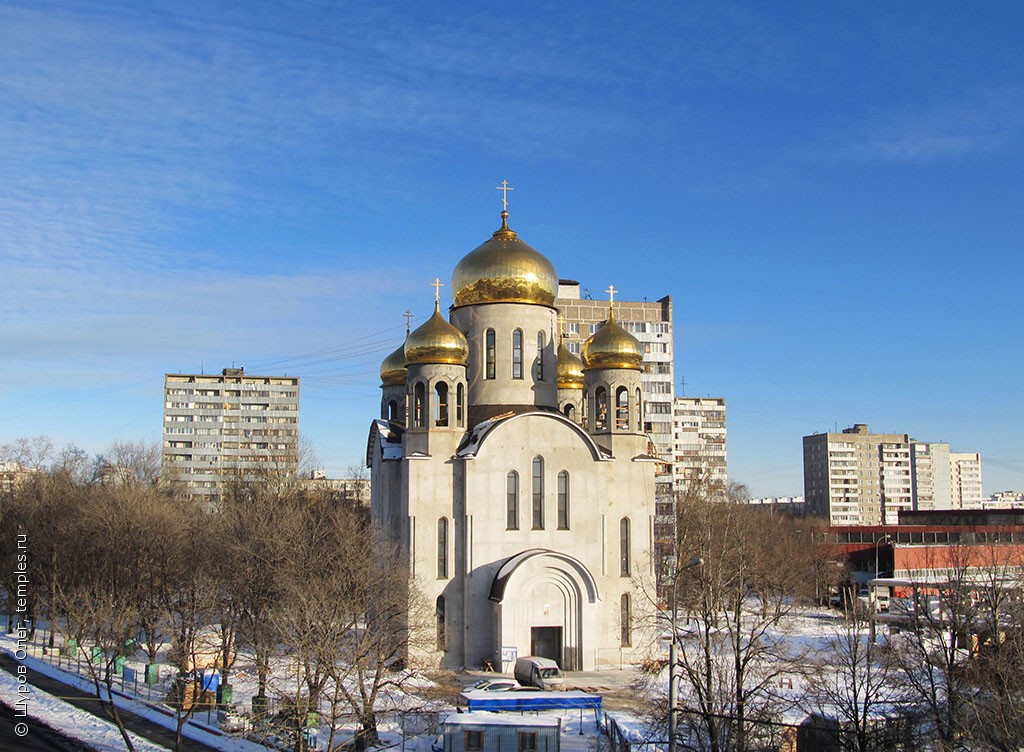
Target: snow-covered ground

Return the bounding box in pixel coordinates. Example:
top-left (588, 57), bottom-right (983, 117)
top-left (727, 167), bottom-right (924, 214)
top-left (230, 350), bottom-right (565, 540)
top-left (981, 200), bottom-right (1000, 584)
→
top-left (2, 607), bottom-right (869, 751)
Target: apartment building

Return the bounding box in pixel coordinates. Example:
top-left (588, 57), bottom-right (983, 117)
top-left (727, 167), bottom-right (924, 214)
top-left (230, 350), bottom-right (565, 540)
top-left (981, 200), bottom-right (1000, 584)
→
top-left (951, 452), bottom-right (984, 509)
top-left (804, 424), bottom-right (985, 525)
top-left (803, 424), bottom-right (912, 526)
top-left (162, 367), bottom-right (299, 503)
top-left (672, 396), bottom-right (727, 495)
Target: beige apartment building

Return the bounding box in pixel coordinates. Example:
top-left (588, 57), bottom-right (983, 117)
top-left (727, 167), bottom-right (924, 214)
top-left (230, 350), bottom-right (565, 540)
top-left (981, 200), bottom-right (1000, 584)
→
top-left (804, 424), bottom-right (985, 525)
top-left (162, 367), bottom-right (299, 503)
top-left (672, 396), bottom-right (727, 495)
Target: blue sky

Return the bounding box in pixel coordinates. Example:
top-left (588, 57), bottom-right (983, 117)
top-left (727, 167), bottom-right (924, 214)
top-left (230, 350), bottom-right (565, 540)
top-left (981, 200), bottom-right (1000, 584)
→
top-left (1, 1), bottom-right (1022, 496)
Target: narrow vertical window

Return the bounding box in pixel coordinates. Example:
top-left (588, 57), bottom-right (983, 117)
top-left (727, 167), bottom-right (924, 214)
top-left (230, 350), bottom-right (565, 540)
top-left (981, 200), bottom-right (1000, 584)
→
top-left (386, 399), bottom-right (398, 422)
top-left (564, 404), bottom-right (575, 421)
top-left (620, 593), bottom-right (632, 646)
top-left (512, 329), bottom-right (523, 379)
top-left (456, 383), bottom-right (465, 426)
top-left (636, 387), bottom-right (643, 431)
top-left (437, 517), bottom-right (448, 578)
top-left (414, 382), bottom-right (426, 428)
top-left (436, 596), bottom-right (446, 650)
top-left (557, 471), bottom-right (570, 529)
top-left (532, 456), bottom-right (544, 529)
top-left (434, 382), bottom-right (449, 426)
top-left (619, 517), bottom-right (631, 576)
top-left (485, 329), bottom-right (496, 379)
top-left (536, 331), bottom-right (545, 380)
top-left (595, 387), bottom-right (608, 430)
top-left (506, 471), bottom-right (519, 530)
top-left (615, 387), bottom-right (629, 430)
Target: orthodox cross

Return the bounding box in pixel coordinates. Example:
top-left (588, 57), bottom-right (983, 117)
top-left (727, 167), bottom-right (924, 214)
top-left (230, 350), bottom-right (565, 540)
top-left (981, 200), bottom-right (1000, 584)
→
top-left (496, 180), bottom-right (514, 211)
top-left (402, 309), bottom-right (414, 334)
top-left (605, 284), bottom-right (618, 303)
top-left (432, 277), bottom-right (445, 302)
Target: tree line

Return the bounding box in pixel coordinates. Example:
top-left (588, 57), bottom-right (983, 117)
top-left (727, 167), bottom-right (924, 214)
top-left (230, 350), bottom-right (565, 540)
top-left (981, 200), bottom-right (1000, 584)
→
top-left (653, 479), bottom-right (1024, 752)
top-left (0, 437), bottom-right (415, 752)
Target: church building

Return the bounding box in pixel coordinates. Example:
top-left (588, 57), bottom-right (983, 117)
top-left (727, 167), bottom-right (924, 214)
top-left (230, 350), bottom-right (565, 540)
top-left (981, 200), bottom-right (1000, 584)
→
top-left (367, 200), bottom-right (658, 671)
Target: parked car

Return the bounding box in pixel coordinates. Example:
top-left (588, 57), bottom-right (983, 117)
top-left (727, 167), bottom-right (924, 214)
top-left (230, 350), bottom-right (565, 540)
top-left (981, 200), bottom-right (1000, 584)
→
top-left (466, 678), bottom-right (521, 692)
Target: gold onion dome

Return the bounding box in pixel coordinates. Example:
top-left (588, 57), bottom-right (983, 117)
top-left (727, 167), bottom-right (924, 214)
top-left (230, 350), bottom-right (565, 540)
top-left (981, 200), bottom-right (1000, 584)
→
top-left (581, 309), bottom-right (643, 371)
top-left (380, 340), bottom-right (408, 386)
top-left (404, 300), bottom-right (469, 366)
top-left (452, 211), bottom-right (558, 307)
top-left (557, 338), bottom-right (585, 389)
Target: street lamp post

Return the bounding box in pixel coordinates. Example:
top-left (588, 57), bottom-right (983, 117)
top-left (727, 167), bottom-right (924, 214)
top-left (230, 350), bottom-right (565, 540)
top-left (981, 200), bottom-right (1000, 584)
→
top-left (668, 555), bottom-right (703, 752)
top-left (870, 534), bottom-right (893, 641)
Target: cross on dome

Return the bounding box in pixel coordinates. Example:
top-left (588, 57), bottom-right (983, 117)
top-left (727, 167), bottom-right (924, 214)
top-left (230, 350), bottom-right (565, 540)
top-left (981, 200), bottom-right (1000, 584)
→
top-left (432, 277), bottom-right (445, 302)
top-left (402, 309), bottom-right (414, 334)
top-left (495, 180), bottom-right (514, 211)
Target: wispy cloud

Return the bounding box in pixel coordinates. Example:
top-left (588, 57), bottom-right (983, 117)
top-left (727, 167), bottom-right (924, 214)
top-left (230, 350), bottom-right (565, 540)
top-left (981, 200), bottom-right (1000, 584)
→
top-left (798, 85), bottom-right (1024, 165)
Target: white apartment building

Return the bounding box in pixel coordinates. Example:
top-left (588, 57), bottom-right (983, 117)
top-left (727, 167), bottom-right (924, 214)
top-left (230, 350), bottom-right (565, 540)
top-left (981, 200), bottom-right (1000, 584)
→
top-left (951, 452), bottom-right (983, 509)
top-left (804, 424), bottom-right (985, 525)
top-left (162, 368), bottom-right (300, 503)
top-left (672, 396), bottom-right (727, 495)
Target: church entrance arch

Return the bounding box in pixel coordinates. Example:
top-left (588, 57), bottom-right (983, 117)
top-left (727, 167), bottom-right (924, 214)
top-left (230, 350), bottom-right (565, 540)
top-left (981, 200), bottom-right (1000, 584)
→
top-left (489, 549), bottom-right (598, 671)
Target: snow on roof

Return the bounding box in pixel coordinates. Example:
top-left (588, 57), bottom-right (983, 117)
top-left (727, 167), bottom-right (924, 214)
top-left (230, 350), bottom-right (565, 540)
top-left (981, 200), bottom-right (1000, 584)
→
top-left (370, 419), bottom-right (404, 461)
top-left (443, 711), bottom-right (561, 728)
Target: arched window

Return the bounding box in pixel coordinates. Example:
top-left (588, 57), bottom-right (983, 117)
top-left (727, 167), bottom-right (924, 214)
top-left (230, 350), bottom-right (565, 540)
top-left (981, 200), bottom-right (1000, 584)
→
top-left (620, 594), bottom-right (631, 647)
top-left (615, 387), bottom-right (629, 430)
top-left (619, 517), bottom-right (631, 576)
top-left (512, 329), bottom-right (523, 379)
top-left (563, 404), bottom-right (575, 421)
top-left (536, 331), bottom-right (545, 380)
top-left (532, 456), bottom-right (544, 529)
top-left (485, 329), bottom-right (496, 379)
top-left (437, 517), bottom-right (448, 578)
top-left (456, 383), bottom-right (465, 426)
top-left (386, 399), bottom-right (399, 422)
top-left (436, 596), bottom-right (446, 650)
top-left (557, 471), bottom-right (570, 529)
top-left (434, 382), bottom-right (449, 427)
top-left (506, 471), bottom-right (519, 530)
top-left (636, 387), bottom-right (643, 431)
top-left (414, 382), bottom-right (426, 428)
top-left (595, 387), bottom-right (608, 430)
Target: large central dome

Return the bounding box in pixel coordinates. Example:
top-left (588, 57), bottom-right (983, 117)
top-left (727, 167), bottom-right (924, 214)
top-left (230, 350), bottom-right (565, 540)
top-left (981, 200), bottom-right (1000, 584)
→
top-left (452, 211), bottom-right (558, 307)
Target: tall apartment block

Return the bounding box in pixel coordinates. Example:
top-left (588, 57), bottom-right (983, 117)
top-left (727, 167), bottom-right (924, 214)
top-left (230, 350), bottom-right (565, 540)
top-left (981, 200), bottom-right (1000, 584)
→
top-left (951, 452), bottom-right (983, 509)
top-left (673, 397), bottom-right (727, 495)
top-left (804, 424), bottom-right (984, 525)
top-left (162, 368), bottom-right (300, 503)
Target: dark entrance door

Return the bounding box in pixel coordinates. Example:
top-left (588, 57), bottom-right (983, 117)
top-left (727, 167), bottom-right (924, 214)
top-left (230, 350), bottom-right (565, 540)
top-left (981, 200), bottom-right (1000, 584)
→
top-left (530, 627), bottom-right (563, 664)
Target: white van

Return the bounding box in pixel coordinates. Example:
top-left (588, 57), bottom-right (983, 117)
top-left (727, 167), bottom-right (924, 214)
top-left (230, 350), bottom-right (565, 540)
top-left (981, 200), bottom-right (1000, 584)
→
top-left (513, 656), bottom-right (564, 691)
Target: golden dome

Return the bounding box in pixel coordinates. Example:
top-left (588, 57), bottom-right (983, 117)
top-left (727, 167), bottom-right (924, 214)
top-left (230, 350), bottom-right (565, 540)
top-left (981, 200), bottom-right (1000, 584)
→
top-left (380, 340), bottom-right (408, 386)
top-left (581, 308), bottom-right (643, 371)
top-left (452, 211), bottom-right (558, 307)
top-left (405, 300), bottom-right (469, 366)
top-left (557, 338), bottom-right (585, 389)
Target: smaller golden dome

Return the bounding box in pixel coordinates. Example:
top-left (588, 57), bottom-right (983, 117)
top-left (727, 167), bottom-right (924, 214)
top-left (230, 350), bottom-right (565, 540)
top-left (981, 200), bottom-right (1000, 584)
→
top-left (380, 340), bottom-right (408, 386)
top-left (405, 300), bottom-right (469, 366)
top-left (557, 338), bottom-right (585, 389)
top-left (581, 308), bottom-right (643, 371)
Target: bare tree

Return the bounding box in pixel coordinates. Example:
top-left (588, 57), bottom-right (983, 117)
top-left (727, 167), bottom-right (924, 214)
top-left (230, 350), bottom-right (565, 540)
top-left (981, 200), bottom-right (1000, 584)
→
top-left (666, 480), bottom-right (817, 752)
top-left (803, 606), bottom-right (904, 751)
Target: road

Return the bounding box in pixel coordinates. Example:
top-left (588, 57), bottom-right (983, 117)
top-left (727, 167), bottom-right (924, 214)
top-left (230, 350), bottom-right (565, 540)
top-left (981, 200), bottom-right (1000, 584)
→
top-left (0, 653), bottom-right (220, 751)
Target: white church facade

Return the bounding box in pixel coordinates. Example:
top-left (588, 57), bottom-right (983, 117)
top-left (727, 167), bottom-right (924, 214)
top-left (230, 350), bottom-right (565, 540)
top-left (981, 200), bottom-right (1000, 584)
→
top-left (367, 204), bottom-right (659, 671)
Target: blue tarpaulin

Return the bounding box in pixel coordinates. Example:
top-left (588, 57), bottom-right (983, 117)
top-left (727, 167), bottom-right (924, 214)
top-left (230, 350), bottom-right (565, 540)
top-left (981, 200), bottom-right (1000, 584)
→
top-left (459, 690), bottom-right (601, 713)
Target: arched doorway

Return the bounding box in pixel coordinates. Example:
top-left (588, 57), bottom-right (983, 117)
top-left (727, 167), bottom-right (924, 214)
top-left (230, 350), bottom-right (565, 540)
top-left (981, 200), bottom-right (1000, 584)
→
top-left (489, 549), bottom-right (599, 671)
